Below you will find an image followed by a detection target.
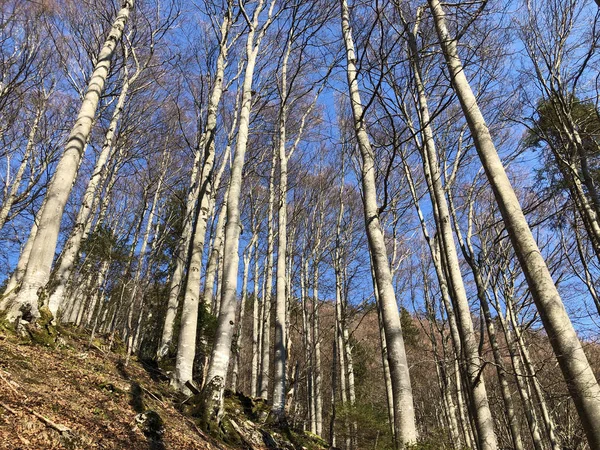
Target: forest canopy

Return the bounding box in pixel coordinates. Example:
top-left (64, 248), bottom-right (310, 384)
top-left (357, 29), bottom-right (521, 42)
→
top-left (1, 0), bottom-right (600, 449)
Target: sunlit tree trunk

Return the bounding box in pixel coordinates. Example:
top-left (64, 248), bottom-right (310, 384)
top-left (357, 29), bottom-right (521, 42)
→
top-left (447, 187), bottom-right (524, 450)
top-left (400, 10), bottom-right (497, 448)
top-left (231, 235), bottom-right (256, 391)
top-left (172, 5), bottom-right (232, 392)
top-left (5, 1), bottom-right (133, 322)
top-left (504, 287), bottom-right (560, 450)
top-left (156, 148), bottom-right (202, 359)
top-left (125, 157), bottom-right (166, 365)
top-left (428, 1), bottom-right (600, 446)
top-left (259, 148), bottom-right (277, 399)
top-left (422, 275), bottom-right (461, 446)
top-left (47, 65), bottom-right (132, 316)
top-left (251, 233), bottom-right (261, 397)
top-left (340, 1), bottom-right (417, 445)
top-left (202, 0), bottom-right (277, 425)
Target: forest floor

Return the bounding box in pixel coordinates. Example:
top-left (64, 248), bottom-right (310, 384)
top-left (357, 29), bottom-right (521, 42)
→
top-left (0, 324), bottom-right (326, 450)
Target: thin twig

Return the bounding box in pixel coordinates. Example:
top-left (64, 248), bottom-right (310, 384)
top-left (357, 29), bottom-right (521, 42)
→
top-left (0, 401), bottom-right (17, 415)
top-left (27, 407), bottom-right (71, 434)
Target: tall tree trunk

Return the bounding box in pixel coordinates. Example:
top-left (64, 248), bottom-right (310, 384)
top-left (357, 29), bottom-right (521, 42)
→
top-left (125, 158), bottom-right (166, 365)
top-left (251, 235), bottom-right (261, 397)
top-left (259, 149), bottom-right (277, 400)
top-left (422, 276), bottom-right (462, 447)
top-left (231, 236), bottom-right (256, 391)
top-left (312, 259), bottom-right (323, 437)
top-left (428, 1), bottom-right (600, 446)
top-left (5, 1), bottom-right (133, 322)
top-left (272, 34), bottom-right (292, 418)
top-left (340, 1), bottom-right (417, 446)
top-left (202, 0), bottom-right (277, 425)
top-left (505, 289), bottom-right (561, 450)
top-left (300, 258), bottom-right (315, 432)
top-left (400, 10), bottom-right (497, 448)
top-left (0, 101), bottom-right (43, 231)
top-left (401, 157), bottom-right (474, 448)
top-left (203, 189), bottom-right (228, 313)
top-left (172, 5), bottom-right (232, 392)
top-left (371, 267), bottom-right (395, 441)
top-left (47, 65), bottom-right (131, 316)
top-left (156, 147), bottom-right (202, 359)
top-left (491, 284), bottom-right (545, 450)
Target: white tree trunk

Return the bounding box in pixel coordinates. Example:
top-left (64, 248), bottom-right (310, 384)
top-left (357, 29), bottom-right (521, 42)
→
top-left (402, 17), bottom-right (497, 447)
top-left (156, 147), bottom-right (202, 359)
top-left (202, 0), bottom-right (276, 423)
top-left (428, 1), bottom-right (600, 446)
top-left (251, 233), bottom-right (262, 397)
top-left (340, 1), bottom-right (417, 445)
top-left (231, 236), bottom-right (256, 391)
top-left (312, 261), bottom-right (323, 437)
top-left (272, 39), bottom-right (291, 418)
top-left (47, 67), bottom-right (131, 316)
top-left (5, 1), bottom-right (133, 322)
top-left (260, 149), bottom-right (277, 399)
top-left (173, 7), bottom-right (231, 390)
top-left (125, 158), bottom-right (165, 364)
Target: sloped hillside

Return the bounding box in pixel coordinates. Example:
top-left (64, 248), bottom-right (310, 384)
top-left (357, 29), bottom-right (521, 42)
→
top-left (0, 325), bottom-right (327, 450)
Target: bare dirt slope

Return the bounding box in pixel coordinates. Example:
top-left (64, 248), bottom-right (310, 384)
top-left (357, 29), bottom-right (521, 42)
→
top-left (0, 326), bottom-right (221, 450)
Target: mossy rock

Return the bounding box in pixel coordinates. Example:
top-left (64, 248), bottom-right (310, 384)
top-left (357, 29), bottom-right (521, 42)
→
top-left (135, 410), bottom-right (165, 438)
top-left (24, 306), bottom-right (59, 348)
top-left (97, 382), bottom-right (126, 396)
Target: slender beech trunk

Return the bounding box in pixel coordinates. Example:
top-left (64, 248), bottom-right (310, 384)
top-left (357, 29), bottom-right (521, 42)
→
top-left (476, 271), bottom-right (523, 450)
top-left (0, 102), bottom-right (43, 231)
top-left (251, 237), bottom-right (261, 397)
top-left (423, 276), bottom-right (461, 446)
top-left (173, 6), bottom-right (232, 391)
top-left (335, 269), bottom-right (349, 450)
top-left (6, 1), bottom-right (133, 321)
top-left (340, 1), bottom-right (417, 446)
top-left (259, 149), bottom-right (277, 399)
top-left (490, 283), bottom-right (545, 450)
top-left (231, 236), bottom-right (256, 391)
top-left (312, 242), bottom-right (323, 436)
top-left (342, 287), bottom-right (357, 449)
top-left (156, 148), bottom-right (202, 359)
top-left (400, 9), bottom-right (497, 448)
top-left (401, 158), bottom-right (473, 448)
top-left (330, 334), bottom-right (338, 448)
top-left (300, 257), bottom-right (314, 432)
top-left (202, 0), bottom-right (276, 424)
top-left (448, 188), bottom-right (524, 450)
top-left (201, 91), bottom-right (239, 312)
top-left (125, 159), bottom-right (165, 365)
top-left (428, 1), bottom-right (600, 446)
top-left (504, 288), bottom-right (560, 450)
top-left (272, 35), bottom-right (292, 419)
top-left (47, 66), bottom-right (131, 316)
top-left (371, 267), bottom-right (396, 441)
top-left (85, 260), bottom-right (109, 327)
top-left (203, 190), bottom-right (228, 313)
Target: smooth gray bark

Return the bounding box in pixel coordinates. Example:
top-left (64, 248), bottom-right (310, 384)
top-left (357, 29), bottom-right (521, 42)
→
top-left (428, 1), bottom-right (600, 446)
top-left (340, 2), bottom-right (417, 445)
top-left (47, 66), bottom-right (131, 316)
top-left (202, 0), bottom-right (276, 423)
top-left (5, 1), bottom-right (133, 321)
top-left (172, 5), bottom-right (233, 391)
